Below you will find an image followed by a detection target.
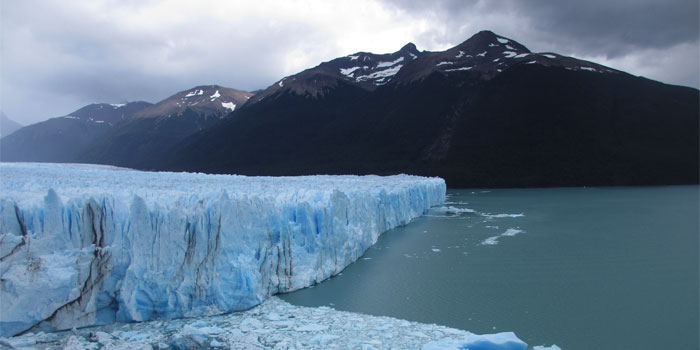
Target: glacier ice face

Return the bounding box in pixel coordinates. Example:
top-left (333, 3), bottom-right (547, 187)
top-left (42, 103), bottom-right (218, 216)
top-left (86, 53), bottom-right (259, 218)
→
top-left (0, 163), bottom-right (445, 337)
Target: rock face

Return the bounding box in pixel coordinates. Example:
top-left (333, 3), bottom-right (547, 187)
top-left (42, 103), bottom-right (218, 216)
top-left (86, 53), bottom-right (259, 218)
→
top-left (0, 163), bottom-right (445, 337)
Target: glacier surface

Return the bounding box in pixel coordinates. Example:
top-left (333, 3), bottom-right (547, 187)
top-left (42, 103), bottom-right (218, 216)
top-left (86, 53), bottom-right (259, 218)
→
top-left (0, 163), bottom-right (445, 337)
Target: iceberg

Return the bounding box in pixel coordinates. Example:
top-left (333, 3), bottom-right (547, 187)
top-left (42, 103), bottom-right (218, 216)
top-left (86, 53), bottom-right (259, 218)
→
top-left (423, 332), bottom-right (528, 350)
top-left (0, 163), bottom-right (445, 337)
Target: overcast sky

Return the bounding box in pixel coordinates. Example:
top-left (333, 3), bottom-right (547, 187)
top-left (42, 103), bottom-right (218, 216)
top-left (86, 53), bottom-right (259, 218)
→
top-left (1, 0), bottom-right (698, 125)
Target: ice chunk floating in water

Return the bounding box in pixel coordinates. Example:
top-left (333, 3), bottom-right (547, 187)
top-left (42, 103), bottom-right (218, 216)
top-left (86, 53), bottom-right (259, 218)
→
top-left (533, 345), bottom-right (562, 350)
top-left (423, 331), bottom-right (527, 350)
top-left (0, 163), bottom-right (445, 337)
top-left (481, 228), bottom-right (524, 245)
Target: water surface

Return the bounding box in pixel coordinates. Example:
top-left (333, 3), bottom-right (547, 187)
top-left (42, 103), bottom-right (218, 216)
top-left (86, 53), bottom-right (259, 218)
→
top-left (280, 186), bottom-right (699, 350)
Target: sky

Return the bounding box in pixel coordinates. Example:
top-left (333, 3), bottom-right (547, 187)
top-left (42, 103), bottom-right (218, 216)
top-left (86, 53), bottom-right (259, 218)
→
top-left (1, 0), bottom-right (698, 125)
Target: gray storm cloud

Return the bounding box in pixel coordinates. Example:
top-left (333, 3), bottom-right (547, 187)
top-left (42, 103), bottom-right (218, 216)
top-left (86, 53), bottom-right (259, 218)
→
top-left (1, 0), bottom-right (697, 125)
top-left (384, 0), bottom-right (699, 54)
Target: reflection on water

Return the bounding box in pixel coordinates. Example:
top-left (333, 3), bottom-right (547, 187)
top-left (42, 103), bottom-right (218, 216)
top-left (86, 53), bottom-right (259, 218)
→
top-left (281, 186), bottom-right (699, 350)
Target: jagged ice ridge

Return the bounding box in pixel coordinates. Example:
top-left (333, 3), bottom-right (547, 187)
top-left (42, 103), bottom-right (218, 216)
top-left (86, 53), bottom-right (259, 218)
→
top-left (0, 163), bottom-right (445, 337)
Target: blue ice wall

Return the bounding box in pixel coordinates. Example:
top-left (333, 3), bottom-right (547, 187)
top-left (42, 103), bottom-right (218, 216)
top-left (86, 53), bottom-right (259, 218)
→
top-left (0, 163), bottom-right (445, 336)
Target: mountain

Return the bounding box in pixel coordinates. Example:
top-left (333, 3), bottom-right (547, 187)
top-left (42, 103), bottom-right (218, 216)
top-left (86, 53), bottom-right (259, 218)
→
top-left (157, 30), bottom-right (698, 187)
top-left (76, 85), bottom-right (254, 169)
top-left (0, 112), bottom-right (23, 138)
top-left (250, 42), bottom-right (421, 103)
top-left (0, 102), bottom-right (152, 162)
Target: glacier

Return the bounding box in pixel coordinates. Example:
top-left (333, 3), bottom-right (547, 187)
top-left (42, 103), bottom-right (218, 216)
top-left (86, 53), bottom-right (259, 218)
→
top-left (0, 163), bottom-right (445, 337)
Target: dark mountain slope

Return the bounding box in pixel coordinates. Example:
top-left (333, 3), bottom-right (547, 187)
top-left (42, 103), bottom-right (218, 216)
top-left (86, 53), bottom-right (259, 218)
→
top-left (440, 65), bottom-right (698, 187)
top-left (162, 66), bottom-right (697, 187)
top-left (0, 102), bottom-right (151, 162)
top-left (77, 85), bottom-right (254, 169)
top-left (157, 32), bottom-right (700, 187)
top-left (152, 31), bottom-right (700, 187)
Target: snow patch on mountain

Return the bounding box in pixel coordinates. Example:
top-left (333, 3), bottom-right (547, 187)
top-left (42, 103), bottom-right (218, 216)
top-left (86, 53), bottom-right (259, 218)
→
top-left (355, 65), bottom-right (403, 83)
top-left (340, 66), bottom-right (362, 77)
top-left (445, 66), bottom-right (473, 72)
top-left (185, 89), bottom-right (204, 97)
top-left (376, 57), bottom-right (404, 68)
top-left (209, 90), bottom-right (221, 101)
top-left (221, 102), bottom-right (236, 111)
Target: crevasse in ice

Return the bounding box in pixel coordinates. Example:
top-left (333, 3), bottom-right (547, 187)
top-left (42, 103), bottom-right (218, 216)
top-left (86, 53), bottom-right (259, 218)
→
top-left (0, 163), bottom-right (445, 337)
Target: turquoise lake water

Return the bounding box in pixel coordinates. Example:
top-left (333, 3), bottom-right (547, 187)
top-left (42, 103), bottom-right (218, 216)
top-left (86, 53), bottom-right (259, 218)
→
top-left (280, 186), bottom-right (699, 350)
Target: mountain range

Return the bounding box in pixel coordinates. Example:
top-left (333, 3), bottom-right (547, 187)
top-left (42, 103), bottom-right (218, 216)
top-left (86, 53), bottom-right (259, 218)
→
top-left (0, 102), bottom-right (152, 162)
top-left (2, 30), bottom-right (697, 187)
top-left (77, 85), bottom-right (253, 169)
top-left (158, 30), bottom-right (699, 187)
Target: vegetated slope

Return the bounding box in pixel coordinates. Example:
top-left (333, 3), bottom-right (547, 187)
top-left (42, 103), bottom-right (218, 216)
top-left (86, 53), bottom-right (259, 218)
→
top-left (159, 31), bottom-right (700, 187)
top-left (77, 85), bottom-right (254, 169)
top-left (0, 102), bottom-right (151, 162)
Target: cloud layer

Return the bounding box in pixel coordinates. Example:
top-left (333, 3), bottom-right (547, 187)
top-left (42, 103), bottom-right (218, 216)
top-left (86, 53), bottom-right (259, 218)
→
top-left (1, 0), bottom-right (697, 125)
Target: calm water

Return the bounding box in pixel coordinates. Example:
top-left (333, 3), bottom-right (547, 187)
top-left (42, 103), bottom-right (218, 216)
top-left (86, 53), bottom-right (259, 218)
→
top-left (280, 186), bottom-right (699, 350)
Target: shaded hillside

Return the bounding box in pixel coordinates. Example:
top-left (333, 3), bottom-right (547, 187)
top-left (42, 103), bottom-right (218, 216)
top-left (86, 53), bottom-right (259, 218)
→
top-left (157, 31), bottom-right (698, 187)
top-left (76, 85), bottom-right (254, 169)
top-left (0, 102), bottom-right (151, 162)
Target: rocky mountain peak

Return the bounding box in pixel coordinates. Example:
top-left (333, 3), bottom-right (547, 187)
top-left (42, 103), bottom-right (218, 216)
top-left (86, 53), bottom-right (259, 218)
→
top-left (133, 85), bottom-right (254, 119)
top-left (400, 42), bottom-right (419, 54)
top-left (393, 30), bottom-right (619, 84)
